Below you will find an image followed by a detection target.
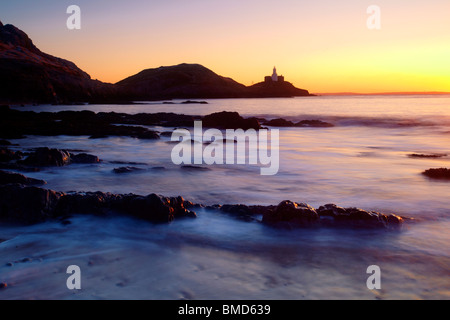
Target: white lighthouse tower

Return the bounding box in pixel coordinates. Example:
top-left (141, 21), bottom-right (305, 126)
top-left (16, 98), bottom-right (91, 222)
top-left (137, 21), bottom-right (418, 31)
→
top-left (271, 66), bottom-right (278, 82)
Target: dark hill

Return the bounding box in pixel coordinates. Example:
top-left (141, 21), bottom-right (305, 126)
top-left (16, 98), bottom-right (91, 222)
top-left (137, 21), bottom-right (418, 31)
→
top-left (116, 63), bottom-right (248, 100)
top-left (247, 80), bottom-right (310, 97)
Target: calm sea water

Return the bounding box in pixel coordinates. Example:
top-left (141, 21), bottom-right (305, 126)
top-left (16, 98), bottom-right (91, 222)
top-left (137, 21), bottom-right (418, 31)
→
top-left (1, 95), bottom-right (449, 299)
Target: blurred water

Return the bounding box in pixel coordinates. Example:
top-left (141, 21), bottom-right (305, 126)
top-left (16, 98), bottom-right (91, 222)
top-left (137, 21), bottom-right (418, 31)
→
top-left (2, 95), bottom-right (450, 299)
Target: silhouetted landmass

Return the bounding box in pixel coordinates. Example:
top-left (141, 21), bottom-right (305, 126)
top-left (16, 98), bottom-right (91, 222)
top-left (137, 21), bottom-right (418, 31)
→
top-left (0, 22), bottom-right (312, 104)
top-left (116, 64), bottom-right (249, 100)
top-left (0, 22), bottom-right (121, 104)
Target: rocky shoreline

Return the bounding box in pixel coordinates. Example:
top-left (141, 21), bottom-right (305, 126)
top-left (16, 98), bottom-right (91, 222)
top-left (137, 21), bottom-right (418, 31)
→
top-left (0, 169), bottom-right (406, 229)
top-left (0, 106), bottom-right (335, 140)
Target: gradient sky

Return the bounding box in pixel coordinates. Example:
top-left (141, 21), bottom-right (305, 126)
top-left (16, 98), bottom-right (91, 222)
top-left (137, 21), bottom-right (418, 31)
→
top-left (1, 0), bottom-right (449, 93)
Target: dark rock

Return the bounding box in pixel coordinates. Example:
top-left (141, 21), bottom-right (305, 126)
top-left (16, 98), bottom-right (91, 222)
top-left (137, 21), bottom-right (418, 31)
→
top-left (262, 200), bottom-right (319, 227)
top-left (264, 118), bottom-right (295, 127)
top-left (56, 191), bottom-right (113, 216)
top-left (160, 131), bottom-right (174, 137)
top-left (89, 134), bottom-right (108, 139)
top-left (0, 184), bottom-right (63, 224)
top-left (151, 166), bottom-right (166, 170)
top-left (111, 193), bottom-right (196, 222)
top-left (21, 147), bottom-right (70, 167)
top-left (181, 100), bottom-right (208, 104)
top-left (0, 140), bottom-right (11, 146)
top-left (318, 204), bottom-right (403, 229)
top-left (295, 120), bottom-right (334, 128)
top-left (220, 204), bottom-right (257, 222)
top-left (113, 167), bottom-right (144, 174)
top-left (135, 130), bottom-right (160, 140)
top-left (0, 148), bottom-right (21, 162)
top-left (422, 168), bottom-right (450, 180)
top-left (317, 204), bottom-right (348, 218)
top-left (181, 165), bottom-right (211, 171)
top-left (71, 153), bottom-right (100, 164)
top-left (0, 170), bottom-right (46, 185)
top-left (409, 153), bottom-right (447, 158)
top-left (202, 111), bottom-right (261, 130)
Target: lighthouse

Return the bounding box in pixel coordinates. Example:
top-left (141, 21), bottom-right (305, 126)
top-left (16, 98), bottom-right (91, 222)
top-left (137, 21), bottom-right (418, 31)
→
top-left (271, 67), bottom-right (278, 82)
top-left (265, 67), bottom-right (285, 83)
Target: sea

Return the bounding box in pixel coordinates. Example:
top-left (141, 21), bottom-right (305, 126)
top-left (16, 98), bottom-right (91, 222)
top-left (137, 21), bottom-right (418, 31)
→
top-left (0, 95), bottom-right (449, 300)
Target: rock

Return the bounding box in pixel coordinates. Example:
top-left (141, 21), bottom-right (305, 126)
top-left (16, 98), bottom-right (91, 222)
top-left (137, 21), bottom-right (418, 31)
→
top-left (295, 120), bottom-right (334, 128)
top-left (71, 153), bottom-right (100, 164)
top-left (0, 170), bottom-right (46, 186)
top-left (0, 140), bottom-right (11, 146)
top-left (422, 168), bottom-right (450, 180)
top-left (0, 148), bottom-right (21, 162)
top-left (264, 118), bottom-right (295, 127)
top-left (220, 204), bottom-right (257, 222)
top-left (409, 153), bottom-right (447, 159)
top-left (317, 204), bottom-right (348, 218)
top-left (111, 193), bottom-right (196, 222)
top-left (136, 130), bottom-right (160, 140)
top-left (113, 167), bottom-right (144, 174)
top-left (202, 111), bottom-right (261, 130)
top-left (262, 200), bottom-right (319, 227)
top-left (22, 147), bottom-right (70, 167)
top-left (317, 204), bottom-right (403, 229)
top-left (387, 214), bottom-right (404, 227)
top-left (181, 165), bottom-right (210, 171)
top-left (160, 131), bottom-right (174, 137)
top-left (181, 100), bottom-right (208, 104)
top-left (89, 134), bottom-right (109, 139)
top-left (0, 185), bottom-right (63, 224)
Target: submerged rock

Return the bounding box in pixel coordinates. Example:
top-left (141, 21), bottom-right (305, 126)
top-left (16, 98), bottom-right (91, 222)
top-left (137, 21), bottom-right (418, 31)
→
top-left (70, 153), bottom-right (100, 164)
top-left (0, 170), bottom-right (46, 186)
top-left (113, 166), bottom-right (145, 174)
top-left (422, 168), bottom-right (450, 180)
top-left (409, 153), bottom-right (447, 159)
top-left (264, 118), bottom-right (295, 127)
top-left (19, 148), bottom-right (100, 167)
top-left (295, 120), bottom-right (334, 128)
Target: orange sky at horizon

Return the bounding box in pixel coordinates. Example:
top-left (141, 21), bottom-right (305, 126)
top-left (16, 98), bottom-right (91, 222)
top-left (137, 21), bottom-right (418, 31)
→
top-left (2, 0), bottom-right (449, 94)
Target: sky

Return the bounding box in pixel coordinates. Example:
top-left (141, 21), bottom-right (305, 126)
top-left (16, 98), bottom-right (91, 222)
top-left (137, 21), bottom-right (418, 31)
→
top-left (1, 0), bottom-right (449, 93)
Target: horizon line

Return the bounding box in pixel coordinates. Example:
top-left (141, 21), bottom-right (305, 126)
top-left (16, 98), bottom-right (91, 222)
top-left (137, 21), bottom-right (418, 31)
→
top-left (312, 91), bottom-right (450, 97)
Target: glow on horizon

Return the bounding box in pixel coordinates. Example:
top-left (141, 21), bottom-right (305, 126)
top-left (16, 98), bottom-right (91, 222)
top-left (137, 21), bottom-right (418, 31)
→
top-left (1, 0), bottom-right (449, 93)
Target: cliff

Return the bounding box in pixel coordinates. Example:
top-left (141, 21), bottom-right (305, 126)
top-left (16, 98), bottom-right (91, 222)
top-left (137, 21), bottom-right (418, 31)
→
top-left (0, 22), bottom-right (118, 104)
